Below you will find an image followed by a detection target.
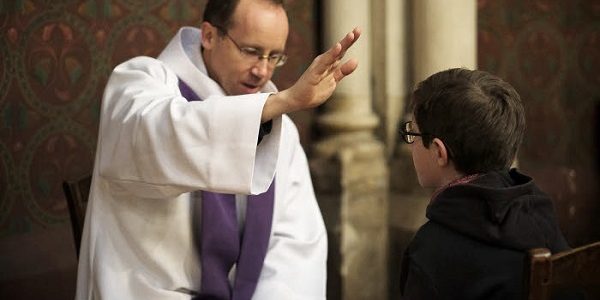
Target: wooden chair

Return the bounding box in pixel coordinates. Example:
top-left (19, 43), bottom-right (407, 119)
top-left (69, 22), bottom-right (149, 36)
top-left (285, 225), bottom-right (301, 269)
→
top-left (525, 241), bottom-right (600, 300)
top-left (62, 174), bottom-right (92, 258)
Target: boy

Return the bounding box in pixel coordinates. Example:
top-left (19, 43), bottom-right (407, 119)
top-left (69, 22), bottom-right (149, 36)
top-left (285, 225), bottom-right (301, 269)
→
top-left (399, 68), bottom-right (570, 299)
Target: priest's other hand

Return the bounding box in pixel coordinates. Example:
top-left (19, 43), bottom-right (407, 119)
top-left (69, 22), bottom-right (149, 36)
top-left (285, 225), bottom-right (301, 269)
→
top-left (261, 27), bottom-right (361, 123)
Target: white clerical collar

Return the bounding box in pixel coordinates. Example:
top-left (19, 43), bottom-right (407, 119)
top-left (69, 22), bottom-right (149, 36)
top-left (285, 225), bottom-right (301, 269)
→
top-left (180, 26), bottom-right (208, 75)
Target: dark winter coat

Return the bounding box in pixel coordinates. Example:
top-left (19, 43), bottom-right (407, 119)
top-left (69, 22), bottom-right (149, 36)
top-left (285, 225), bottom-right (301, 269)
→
top-left (400, 169), bottom-right (570, 300)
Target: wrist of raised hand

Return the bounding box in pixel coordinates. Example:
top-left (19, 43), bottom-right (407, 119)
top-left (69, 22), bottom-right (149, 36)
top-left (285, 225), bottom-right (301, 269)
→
top-left (262, 90), bottom-right (295, 123)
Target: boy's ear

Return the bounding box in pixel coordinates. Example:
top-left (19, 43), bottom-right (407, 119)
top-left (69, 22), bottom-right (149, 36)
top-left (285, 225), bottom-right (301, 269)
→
top-left (431, 138), bottom-right (450, 167)
top-left (200, 22), bottom-right (217, 50)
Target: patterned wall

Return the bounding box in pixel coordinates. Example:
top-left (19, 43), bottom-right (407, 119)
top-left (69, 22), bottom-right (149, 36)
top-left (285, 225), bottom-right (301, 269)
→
top-left (0, 0), bottom-right (316, 298)
top-left (478, 0), bottom-right (600, 246)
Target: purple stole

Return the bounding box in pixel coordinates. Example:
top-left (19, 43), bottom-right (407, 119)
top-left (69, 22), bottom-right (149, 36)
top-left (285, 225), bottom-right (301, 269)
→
top-left (178, 79), bottom-right (275, 300)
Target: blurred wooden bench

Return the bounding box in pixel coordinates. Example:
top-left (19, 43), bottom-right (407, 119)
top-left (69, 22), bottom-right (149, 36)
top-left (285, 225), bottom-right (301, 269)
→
top-left (525, 241), bottom-right (600, 300)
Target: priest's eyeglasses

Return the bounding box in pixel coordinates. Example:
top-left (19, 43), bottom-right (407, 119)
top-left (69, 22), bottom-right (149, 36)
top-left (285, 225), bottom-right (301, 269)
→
top-left (216, 26), bottom-right (288, 68)
top-left (399, 121), bottom-right (431, 144)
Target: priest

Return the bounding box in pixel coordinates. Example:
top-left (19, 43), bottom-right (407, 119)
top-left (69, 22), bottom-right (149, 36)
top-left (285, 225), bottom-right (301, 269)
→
top-left (75, 0), bottom-right (361, 299)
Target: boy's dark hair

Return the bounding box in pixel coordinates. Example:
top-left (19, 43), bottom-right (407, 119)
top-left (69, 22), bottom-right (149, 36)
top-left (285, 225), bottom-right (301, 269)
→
top-left (411, 68), bottom-right (526, 175)
top-left (203, 0), bottom-right (285, 31)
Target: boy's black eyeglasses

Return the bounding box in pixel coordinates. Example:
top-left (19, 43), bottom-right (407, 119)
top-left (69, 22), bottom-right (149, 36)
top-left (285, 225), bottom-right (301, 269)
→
top-left (399, 121), bottom-right (431, 144)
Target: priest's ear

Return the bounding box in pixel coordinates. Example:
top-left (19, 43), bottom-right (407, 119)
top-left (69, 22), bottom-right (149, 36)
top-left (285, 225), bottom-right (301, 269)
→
top-left (200, 22), bottom-right (218, 50)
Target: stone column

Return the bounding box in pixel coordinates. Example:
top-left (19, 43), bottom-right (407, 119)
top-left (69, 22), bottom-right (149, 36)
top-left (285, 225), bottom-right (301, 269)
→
top-left (372, 0), bottom-right (409, 156)
top-left (383, 0), bottom-right (408, 153)
top-left (314, 0), bottom-right (378, 156)
top-left (413, 0), bottom-right (477, 82)
top-left (310, 1), bottom-right (388, 299)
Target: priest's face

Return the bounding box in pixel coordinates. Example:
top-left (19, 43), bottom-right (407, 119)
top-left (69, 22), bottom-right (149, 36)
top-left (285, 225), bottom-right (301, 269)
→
top-left (201, 0), bottom-right (289, 95)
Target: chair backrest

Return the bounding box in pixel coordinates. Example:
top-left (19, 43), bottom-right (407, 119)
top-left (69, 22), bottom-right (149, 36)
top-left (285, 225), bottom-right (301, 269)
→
top-left (62, 174), bottom-right (92, 258)
top-left (525, 241), bottom-right (600, 300)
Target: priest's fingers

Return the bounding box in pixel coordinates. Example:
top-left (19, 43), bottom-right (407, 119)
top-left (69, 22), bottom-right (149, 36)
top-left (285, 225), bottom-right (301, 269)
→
top-left (323, 59), bottom-right (341, 79)
top-left (338, 27), bottom-right (361, 59)
top-left (333, 59), bottom-right (358, 82)
top-left (312, 43), bottom-right (342, 75)
top-left (313, 28), bottom-right (360, 74)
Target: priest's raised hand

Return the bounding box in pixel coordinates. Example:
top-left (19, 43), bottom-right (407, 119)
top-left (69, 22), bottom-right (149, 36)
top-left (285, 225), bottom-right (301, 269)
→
top-left (261, 27), bottom-right (361, 123)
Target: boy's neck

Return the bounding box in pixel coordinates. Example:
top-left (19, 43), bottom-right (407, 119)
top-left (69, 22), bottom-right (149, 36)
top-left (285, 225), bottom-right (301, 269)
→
top-left (435, 166), bottom-right (466, 188)
top-left (431, 172), bottom-right (481, 200)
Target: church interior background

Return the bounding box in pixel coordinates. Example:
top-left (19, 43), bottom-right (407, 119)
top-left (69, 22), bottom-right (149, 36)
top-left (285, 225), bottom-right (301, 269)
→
top-left (0, 0), bottom-right (598, 299)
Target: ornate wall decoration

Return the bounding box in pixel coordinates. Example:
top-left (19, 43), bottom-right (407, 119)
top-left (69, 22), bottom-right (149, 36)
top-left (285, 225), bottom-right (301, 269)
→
top-left (479, 0), bottom-right (600, 246)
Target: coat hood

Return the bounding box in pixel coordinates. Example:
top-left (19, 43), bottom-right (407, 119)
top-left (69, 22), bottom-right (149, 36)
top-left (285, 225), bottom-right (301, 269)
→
top-left (426, 169), bottom-right (569, 252)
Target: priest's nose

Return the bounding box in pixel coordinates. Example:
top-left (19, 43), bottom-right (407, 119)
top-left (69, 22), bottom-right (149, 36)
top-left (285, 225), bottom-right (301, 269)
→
top-left (251, 59), bottom-right (270, 79)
